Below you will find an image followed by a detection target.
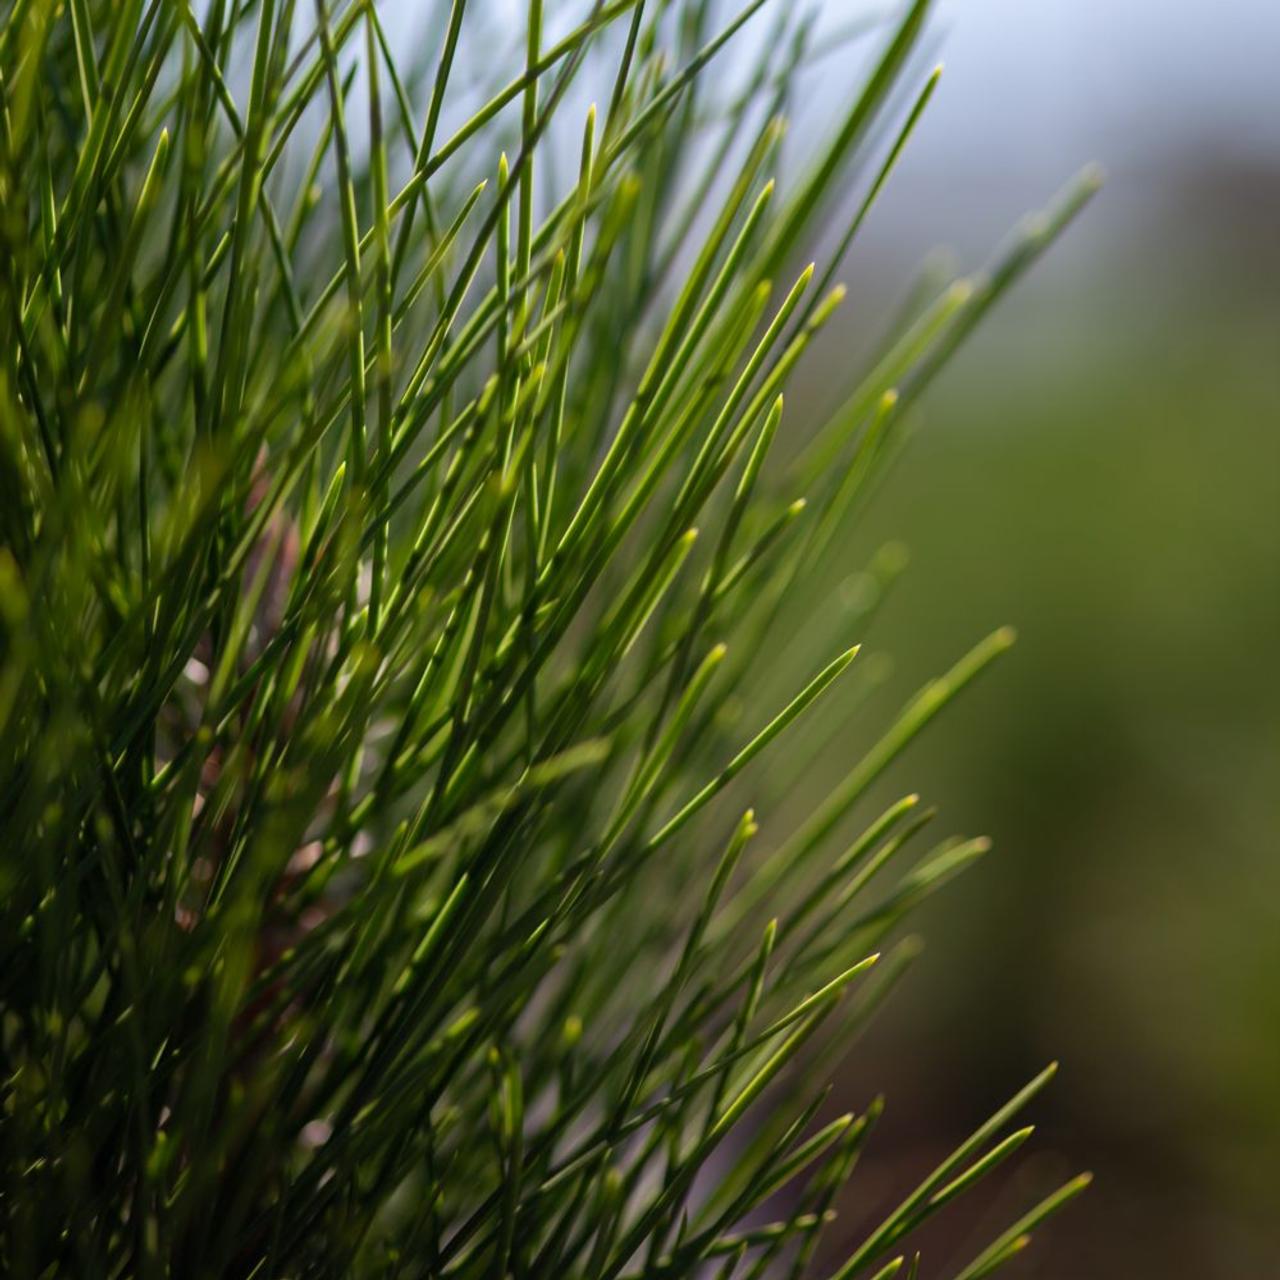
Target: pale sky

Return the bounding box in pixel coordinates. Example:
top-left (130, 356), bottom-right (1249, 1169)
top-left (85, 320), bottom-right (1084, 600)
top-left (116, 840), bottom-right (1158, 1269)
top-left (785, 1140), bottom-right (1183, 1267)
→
top-left (788, 0), bottom-right (1280, 288)
top-left (917, 0), bottom-right (1280, 172)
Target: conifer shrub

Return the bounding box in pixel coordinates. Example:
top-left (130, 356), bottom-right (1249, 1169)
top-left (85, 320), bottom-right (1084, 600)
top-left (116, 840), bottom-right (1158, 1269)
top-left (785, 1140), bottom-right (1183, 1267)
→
top-left (0, 0), bottom-right (1097, 1275)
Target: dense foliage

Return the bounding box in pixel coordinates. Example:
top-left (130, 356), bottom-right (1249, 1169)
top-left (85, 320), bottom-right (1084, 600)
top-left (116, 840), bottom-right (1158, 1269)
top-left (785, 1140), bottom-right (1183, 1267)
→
top-left (0, 0), bottom-right (1095, 1276)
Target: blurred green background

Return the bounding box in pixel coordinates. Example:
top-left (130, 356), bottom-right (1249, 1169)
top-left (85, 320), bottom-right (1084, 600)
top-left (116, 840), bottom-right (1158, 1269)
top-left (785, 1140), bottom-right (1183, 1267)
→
top-left (789, 2), bottom-right (1279, 1274)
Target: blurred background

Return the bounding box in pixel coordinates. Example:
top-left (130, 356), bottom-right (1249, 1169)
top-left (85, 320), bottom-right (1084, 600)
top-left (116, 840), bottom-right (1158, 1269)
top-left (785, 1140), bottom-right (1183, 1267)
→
top-left (790, 0), bottom-right (1279, 1275)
